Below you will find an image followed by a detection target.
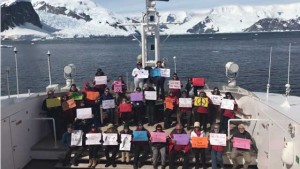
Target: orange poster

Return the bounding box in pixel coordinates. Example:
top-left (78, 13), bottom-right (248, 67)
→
top-left (165, 98), bottom-right (174, 110)
top-left (191, 137), bottom-right (209, 148)
top-left (86, 91), bottom-right (100, 101)
top-left (62, 99), bottom-right (76, 111)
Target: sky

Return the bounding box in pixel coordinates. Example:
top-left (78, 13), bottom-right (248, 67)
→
top-left (97, 0), bottom-right (299, 14)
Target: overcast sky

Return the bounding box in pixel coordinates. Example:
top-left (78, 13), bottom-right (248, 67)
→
top-left (97, 0), bottom-right (299, 14)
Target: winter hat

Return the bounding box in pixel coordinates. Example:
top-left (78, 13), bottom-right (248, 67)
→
top-left (194, 122), bottom-right (200, 128)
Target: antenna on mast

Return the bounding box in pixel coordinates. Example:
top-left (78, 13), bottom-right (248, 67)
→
top-left (266, 47), bottom-right (272, 100)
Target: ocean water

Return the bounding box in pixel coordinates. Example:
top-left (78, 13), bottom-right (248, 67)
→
top-left (1, 32), bottom-right (300, 96)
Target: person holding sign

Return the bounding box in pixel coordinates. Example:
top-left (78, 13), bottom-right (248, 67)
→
top-left (220, 92), bottom-right (238, 133)
top-left (210, 87), bottom-right (222, 127)
top-left (164, 91), bottom-right (179, 129)
top-left (194, 91), bottom-right (212, 132)
top-left (120, 123), bottom-right (133, 163)
top-left (42, 90), bottom-right (63, 140)
top-left (230, 124), bottom-right (254, 169)
top-left (132, 62), bottom-right (144, 90)
top-left (132, 87), bottom-right (145, 125)
top-left (93, 68), bottom-right (108, 95)
top-left (178, 91), bottom-right (193, 129)
top-left (87, 124), bottom-right (101, 168)
top-left (62, 124), bottom-right (75, 166)
top-left (143, 83), bottom-right (156, 126)
top-left (67, 84), bottom-right (84, 108)
top-left (169, 124), bottom-right (190, 169)
top-left (100, 88), bottom-right (116, 125)
top-left (153, 60), bottom-right (165, 100)
top-left (151, 124), bottom-right (167, 169)
top-left (132, 122), bottom-right (150, 169)
top-left (61, 95), bottom-right (76, 128)
top-left (111, 76), bottom-right (127, 94)
top-left (209, 124), bottom-right (225, 169)
top-left (190, 122), bottom-right (208, 169)
top-left (119, 98), bottom-right (132, 125)
top-left (169, 73), bottom-right (182, 97)
top-left (103, 124), bottom-right (120, 168)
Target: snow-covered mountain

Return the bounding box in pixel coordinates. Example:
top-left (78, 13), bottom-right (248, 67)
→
top-left (1, 0), bottom-right (300, 40)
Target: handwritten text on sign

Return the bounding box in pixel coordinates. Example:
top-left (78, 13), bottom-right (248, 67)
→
top-left (120, 134), bottom-right (132, 151)
top-left (137, 69), bottom-right (149, 79)
top-left (71, 130), bottom-right (83, 146)
top-left (113, 81), bottom-right (122, 93)
top-left (210, 95), bottom-right (222, 105)
top-left (76, 108), bottom-right (93, 119)
top-left (95, 76), bottom-right (107, 85)
top-left (86, 133), bottom-right (102, 145)
top-left (209, 133), bottom-right (227, 146)
top-left (173, 134), bottom-right (190, 145)
top-left (133, 131), bottom-right (148, 141)
top-left (150, 132), bottom-right (167, 143)
top-left (169, 80), bottom-right (181, 89)
top-left (191, 137), bottom-right (209, 148)
top-left (194, 97), bottom-right (208, 107)
top-left (102, 99), bottom-right (115, 109)
top-left (103, 133), bottom-right (118, 145)
top-left (179, 98), bottom-right (192, 108)
top-left (144, 91), bottom-right (157, 100)
top-left (160, 68), bottom-right (170, 77)
top-left (220, 99), bottom-right (234, 110)
top-left (233, 137), bottom-right (251, 150)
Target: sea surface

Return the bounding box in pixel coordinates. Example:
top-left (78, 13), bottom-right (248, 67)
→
top-left (1, 32), bottom-right (300, 96)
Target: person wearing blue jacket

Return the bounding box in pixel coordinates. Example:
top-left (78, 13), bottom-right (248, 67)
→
top-left (62, 124), bottom-right (74, 166)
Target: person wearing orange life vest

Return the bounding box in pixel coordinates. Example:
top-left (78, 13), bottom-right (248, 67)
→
top-left (194, 91), bottom-right (212, 132)
top-left (220, 92), bottom-right (238, 133)
top-left (164, 91), bottom-right (179, 129)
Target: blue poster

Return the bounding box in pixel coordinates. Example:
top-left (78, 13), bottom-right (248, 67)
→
top-left (133, 131), bottom-right (148, 141)
top-left (151, 68), bottom-right (161, 77)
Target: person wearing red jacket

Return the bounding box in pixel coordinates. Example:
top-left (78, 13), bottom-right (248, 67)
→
top-left (178, 91), bottom-right (193, 129)
top-left (164, 91), bottom-right (179, 129)
top-left (209, 124), bottom-right (225, 169)
top-left (194, 91), bottom-right (212, 132)
top-left (220, 92), bottom-right (238, 133)
top-left (168, 124), bottom-right (190, 169)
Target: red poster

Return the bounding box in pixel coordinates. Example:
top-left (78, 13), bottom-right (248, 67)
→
top-left (120, 104), bottom-right (132, 113)
top-left (192, 78), bottom-right (205, 86)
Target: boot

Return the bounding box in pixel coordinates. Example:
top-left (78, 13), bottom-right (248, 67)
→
top-left (121, 152), bottom-right (125, 162)
top-left (88, 159), bottom-right (93, 168)
top-left (92, 158), bottom-right (97, 168)
top-left (125, 152), bottom-right (130, 163)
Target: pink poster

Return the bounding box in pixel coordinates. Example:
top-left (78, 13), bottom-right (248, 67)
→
top-left (150, 132), bottom-right (167, 143)
top-left (233, 137), bottom-right (251, 150)
top-left (113, 81), bottom-right (122, 93)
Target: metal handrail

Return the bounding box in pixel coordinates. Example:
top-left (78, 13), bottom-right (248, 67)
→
top-left (31, 117), bottom-right (58, 148)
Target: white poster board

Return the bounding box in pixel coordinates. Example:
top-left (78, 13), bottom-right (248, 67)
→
top-left (95, 76), bottom-right (107, 85)
top-left (103, 133), bottom-right (118, 145)
top-left (137, 69), bottom-right (149, 79)
top-left (119, 134), bottom-right (132, 151)
top-left (220, 99), bottom-right (234, 110)
top-left (169, 80), bottom-right (181, 89)
top-left (210, 95), bottom-right (222, 105)
top-left (160, 68), bottom-right (170, 77)
top-left (76, 108), bottom-right (93, 119)
top-left (86, 133), bottom-right (102, 145)
top-left (209, 133), bottom-right (227, 146)
top-left (179, 98), bottom-right (192, 108)
top-left (71, 130), bottom-right (83, 146)
top-left (144, 91), bottom-right (157, 100)
top-left (102, 99), bottom-right (115, 109)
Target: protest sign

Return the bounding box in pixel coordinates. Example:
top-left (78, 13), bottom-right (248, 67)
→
top-left (137, 69), bottom-right (149, 79)
top-left (150, 132), bottom-right (167, 143)
top-left (160, 68), bottom-right (170, 77)
top-left (113, 81), bottom-right (122, 93)
top-left (103, 133), bottom-right (119, 145)
top-left (192, 78), bottom-right (205, 86)
top-left (86, 91), bottom-right (100, 101)
top-left (179, 98), bottom-right (192, 108)
top-left (119, 104), bottom-right (132, 113)
top-left (86, 133), bottom-right (102, 145)
top-left (233, 137), bottom-right (251, 150)
top-left (95, 76), bottom-right (107, 85)
top-left (120, 134), bottom-right (132, 151)
top-left (209, 133), bottom-right (227, 146)
top-left (194, 97), bottom-right (208, 107)
top-left (173, 134), bottom-right (189, 145)
top-left (76, 108), bottom-right (93, 119)
top-left (220, 99), bottom-right (234, 110)
top-left (102, 99), bottom-right (115, 109)
top-left (151, 68), bottom-right (161, 77)
top-left (191, 137), bottom-right (209, 148)
top-left (130, 92), bottom-right (143, 102)
top-left (169, 80), bottom-right (181, 89)
top-left (69, 92), bottom-right (83, 101)
top-left (144, 91), bottom-right (157, 100)
top-left (210, 95), bottom-right (222, 105)
top-left (165, 98), bottom-right (174, 110)
top-left (46, 97), bottom-right (61, 108)
top-left (133, 131), bottom-right (148, 141)
top-left (62, 99), bottom-right (76, 111)
top-left (71, 130), bottom-right (83, 146)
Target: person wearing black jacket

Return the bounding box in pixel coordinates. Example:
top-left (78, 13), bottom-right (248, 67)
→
top-left (133, 122), bottom-right (150, 169)
top-left (143, 83), bottom-right (156, 126)
top-left (151, 124), bottom-right (167, 169)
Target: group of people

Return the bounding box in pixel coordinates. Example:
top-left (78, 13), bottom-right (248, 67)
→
top-left (42, 61), bottom-right (255, 169)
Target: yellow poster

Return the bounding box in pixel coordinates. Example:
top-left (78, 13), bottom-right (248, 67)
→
top-left (46, 97), bottom-right (61, 108)
top-left (194, 97), bottom-right (208, 107)
top-left (191, 137), bottom-right (208, 148)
